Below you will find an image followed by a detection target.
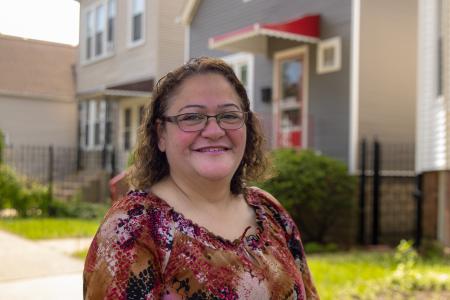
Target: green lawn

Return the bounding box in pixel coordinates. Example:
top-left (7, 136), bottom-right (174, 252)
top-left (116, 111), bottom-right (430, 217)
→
top-left (308, 250), bottom-right (450, 300)
top-left (0, 218), bottom-right (100, 240)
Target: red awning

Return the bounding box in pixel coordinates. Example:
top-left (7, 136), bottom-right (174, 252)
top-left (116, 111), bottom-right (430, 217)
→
top-left (209, 14), bottom-right (320, 53)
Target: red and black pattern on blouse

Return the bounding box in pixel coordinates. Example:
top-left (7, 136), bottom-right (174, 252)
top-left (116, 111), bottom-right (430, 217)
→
top-left (83, 187), bottom-right (319, 300)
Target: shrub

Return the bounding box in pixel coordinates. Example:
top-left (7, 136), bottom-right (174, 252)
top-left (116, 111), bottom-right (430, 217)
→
top-left (0, 129), bottom-right (4, 165)
top-left (258, 149), bottom-right (356, 243)
top-left (0, 165), bottom-right (22, 210)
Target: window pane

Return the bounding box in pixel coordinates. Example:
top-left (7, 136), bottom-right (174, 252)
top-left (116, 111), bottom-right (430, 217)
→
top-left (95, 32), bottom-right (103, 55)
top-left (124, 108), bottom-right (131, 127)
top-left (239, 64), bottom-right (248, 86)
top-left (132, 0), bottom-right (145, 14)
top-left (86, 11), bottom-right (94, 59)
top-left (281, 59), bottom-right (301, 100)
top-left (133, 14), bottom-right (142, 41)
top-left (107, 18), bottom-right (114, 43)
top-left (95, 5), bottom-right (105, 32)
top-left (108, 0), bottom-right (116, 17)
top-left (138, 105), bottom-right (145, 127)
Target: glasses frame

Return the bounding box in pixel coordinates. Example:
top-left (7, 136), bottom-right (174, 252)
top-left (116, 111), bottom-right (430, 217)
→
top-left (162, 111), bottom-right (248, 132)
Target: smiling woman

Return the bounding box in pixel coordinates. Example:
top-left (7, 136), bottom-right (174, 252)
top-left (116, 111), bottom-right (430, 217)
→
top-left (83, 57), bottom-right (320, 299)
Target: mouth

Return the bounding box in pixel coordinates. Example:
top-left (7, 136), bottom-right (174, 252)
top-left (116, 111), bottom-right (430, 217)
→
top-left (194, 146), bottom-right (231, 153)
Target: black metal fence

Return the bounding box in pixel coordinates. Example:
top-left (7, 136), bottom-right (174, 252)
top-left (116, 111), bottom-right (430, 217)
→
top-left (2, 145), bottom-right (116, 202)
top-left (358, 139), bottom-right (418, 246)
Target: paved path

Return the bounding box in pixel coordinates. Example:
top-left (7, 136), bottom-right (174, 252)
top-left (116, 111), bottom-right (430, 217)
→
top-left (0, 230), bottom-right (93, 299)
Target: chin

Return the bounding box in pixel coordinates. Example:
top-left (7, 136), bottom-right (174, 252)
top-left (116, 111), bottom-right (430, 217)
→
top-left (195, 166), bottom-right (236, 182)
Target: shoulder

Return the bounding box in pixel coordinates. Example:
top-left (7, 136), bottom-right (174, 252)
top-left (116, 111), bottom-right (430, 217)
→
top-left (247, 186), bottom-right (297, 234)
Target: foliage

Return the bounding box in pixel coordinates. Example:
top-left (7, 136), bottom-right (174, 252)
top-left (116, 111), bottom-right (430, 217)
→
top-left (72, 248), bottom-right (89, 260)
top-left (0, 129), bottom-right (4, 165)
top-left (47, 200), bottom-right (109, 219)
top-left (304, 242), bottom-right (339, 254)
top-left (0, 218), bottom-right (100, 240)
top-left (258, 149), bottom-right (356, 243)
top-left (0, 165), bottom-right (22, 210)
top-left (0, 164), bottom-right (109, 218)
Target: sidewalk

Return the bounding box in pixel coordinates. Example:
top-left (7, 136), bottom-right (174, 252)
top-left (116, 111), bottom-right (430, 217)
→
top-left (0, 230), bottom-right (92, 299)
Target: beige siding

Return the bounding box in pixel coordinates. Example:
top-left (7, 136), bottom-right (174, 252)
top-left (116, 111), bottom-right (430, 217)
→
top-left (444, 0), bottom-right (450, 169)
top-left (0, 95), bottom-right (77, 147)
top-left (156, 0), bottom-right (187, 80)
top-left (77, 0), bottom-right (158, 93)
top-left (416, 0), bottom-right (449, 172)
top-left (359, 0), bottom-right (417, 145)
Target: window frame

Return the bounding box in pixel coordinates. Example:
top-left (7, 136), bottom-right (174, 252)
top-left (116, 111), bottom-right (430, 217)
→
top-left (222, 53), bottom-right (255, 110)
top-left (82, 0), bottom-right (116, 65)
top-left (316, 36), bottom-right (342, 74)
top-left (127, 0), bottom-right (146, 48)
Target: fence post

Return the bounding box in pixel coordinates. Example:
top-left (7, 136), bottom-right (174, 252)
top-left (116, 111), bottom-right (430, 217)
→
top-left (358, 139), bottom-right (367, 245)
top-left (48, 145), bottom-right (54, 200)
top-left (414, 173), bottom-right (423, 247)
top-left (372, 140), bottom-right (381, 245)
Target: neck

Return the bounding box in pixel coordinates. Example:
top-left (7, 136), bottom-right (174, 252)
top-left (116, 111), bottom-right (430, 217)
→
top-left (168, 173), bottom-right (233, 208)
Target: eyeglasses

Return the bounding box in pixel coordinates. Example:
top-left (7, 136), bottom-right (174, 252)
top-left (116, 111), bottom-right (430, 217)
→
top-left (162, 111), bottom-right (247, 132)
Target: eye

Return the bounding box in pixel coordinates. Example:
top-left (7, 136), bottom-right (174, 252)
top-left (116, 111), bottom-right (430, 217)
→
top-left (178, 113), bottom-right (205, 122)
top-left (220, 112), bottom-right (241, 120)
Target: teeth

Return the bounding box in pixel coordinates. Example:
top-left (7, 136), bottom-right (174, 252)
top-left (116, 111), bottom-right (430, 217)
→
top-left (199, 147), bottom-right (226, 152)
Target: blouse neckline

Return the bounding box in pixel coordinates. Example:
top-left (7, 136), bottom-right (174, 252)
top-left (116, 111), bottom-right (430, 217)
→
top-left (146, 188), bottom-right (266, 249)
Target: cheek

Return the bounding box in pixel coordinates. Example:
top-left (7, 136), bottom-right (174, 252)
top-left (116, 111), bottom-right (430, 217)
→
top-left (229, 128), bottom-right (247, 151)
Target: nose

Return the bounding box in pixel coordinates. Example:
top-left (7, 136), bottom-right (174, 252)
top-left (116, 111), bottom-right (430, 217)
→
top-left (200, 117), bottom-right (225, 139)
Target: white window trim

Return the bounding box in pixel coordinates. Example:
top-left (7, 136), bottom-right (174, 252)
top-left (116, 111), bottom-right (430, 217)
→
top-left (81, 0), bottom-right (115, 66)
top-left (222, 53), bottom-right (255, 111)
top-left (127, 0), bottom-right (146, 49)
top-left (81, 100), bottom-right (107, 151)
top-left (316, 36), bottom-right (342, 74)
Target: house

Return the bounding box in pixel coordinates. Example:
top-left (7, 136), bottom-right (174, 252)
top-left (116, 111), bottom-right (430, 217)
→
top-left (180, 0), bottom-right (417, 172)
top-left (76, 0), bottom-right (186, 171)
top-left (0, 34), bottom-right (77, 147)
top-left (180, 0), bottom-right (418, 244)
top-left (416, 0), bottom-right (450, 247)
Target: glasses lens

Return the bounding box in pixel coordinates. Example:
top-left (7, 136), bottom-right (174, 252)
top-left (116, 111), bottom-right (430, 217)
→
top-left (178, 113), bottom-right (206, 131)
top-left (218, 112), bottom-right (245, 129)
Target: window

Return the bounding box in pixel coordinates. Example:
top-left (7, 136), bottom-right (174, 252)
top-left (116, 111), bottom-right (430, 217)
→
top-left (84, 102), bottom-right (90, 147)
top-left (105, 102), bottom-right (113, 145)
top-left (129, 0), bottom-right (145, 46)
top-left (86, 11), bottom-right (94, 60)
top-left (94, 101), bottom-right (102, 145)
top-left (138, 105), bottom-right (145, 127)
top-left (107, 0), bottom-right (116, 51)
top-left (84, 1), bottom-right (116, 62)
top-left (316, 37), bottom-right (342, 74)
top-left (437, 0), bottom-right (443, 97)
top-left (124, 108), bottom-right (132, 150)
top-left (223, 53), bottom-right (255, 109)
top-left (94, 5), bottom-right (105, 56)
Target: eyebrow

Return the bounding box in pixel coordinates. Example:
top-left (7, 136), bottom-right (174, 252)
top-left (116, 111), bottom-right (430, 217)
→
top-left (178, 103), bottom-right (241, 113)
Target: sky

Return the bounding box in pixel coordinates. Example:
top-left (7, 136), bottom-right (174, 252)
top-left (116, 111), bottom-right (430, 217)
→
top-left (0, 0), bottom-right (80, 46)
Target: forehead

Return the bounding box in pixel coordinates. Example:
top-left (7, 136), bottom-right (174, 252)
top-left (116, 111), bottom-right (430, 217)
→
top-left (167, 73), bottom-right (243, 112)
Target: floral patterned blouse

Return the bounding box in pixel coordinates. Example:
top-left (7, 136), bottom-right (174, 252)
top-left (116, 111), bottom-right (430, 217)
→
top-left (83, 187), bottom-right (319, 300)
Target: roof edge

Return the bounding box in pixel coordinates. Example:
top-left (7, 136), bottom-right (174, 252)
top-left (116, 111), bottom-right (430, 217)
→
top-left (179, 0), bottom-right (202, 25)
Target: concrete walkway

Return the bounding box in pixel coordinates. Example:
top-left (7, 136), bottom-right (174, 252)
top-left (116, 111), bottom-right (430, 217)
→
top-left (0, 230), bottom-right (92, 299)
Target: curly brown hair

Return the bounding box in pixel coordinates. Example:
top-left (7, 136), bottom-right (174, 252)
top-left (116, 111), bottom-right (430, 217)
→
top-left (129, 57), bottom-right (268, 195)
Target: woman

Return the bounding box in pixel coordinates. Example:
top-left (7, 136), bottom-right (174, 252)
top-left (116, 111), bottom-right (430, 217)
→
top-left (84, 57), bottom-right (319, 299)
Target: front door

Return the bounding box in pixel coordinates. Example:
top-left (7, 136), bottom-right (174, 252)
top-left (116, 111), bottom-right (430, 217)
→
top-left (273, 46), bottom-right (308, 149)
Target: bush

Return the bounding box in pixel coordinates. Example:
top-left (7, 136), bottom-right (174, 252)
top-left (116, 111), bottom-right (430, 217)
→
top-left (258, 149), bottom-right (356, 243)
top-left (0, 165), bottom-right (22, 210)
top-left (0, 129), bottom-right (4, 165)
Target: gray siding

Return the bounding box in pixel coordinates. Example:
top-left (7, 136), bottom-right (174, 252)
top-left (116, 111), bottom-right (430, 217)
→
top-left (189, 0), bottom-right (352, 164)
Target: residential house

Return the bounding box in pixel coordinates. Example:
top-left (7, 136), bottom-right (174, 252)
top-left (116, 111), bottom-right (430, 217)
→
top-left (180, 0), bottom-right (418, 244)
top-left (416, 0), bottom-right (450, 247)
top-left (181, 0), bottom-right (417, 171)
top-left (0, 34), bottom-right (77, 147)
top-left (76, 0), bottom-right (186, 171)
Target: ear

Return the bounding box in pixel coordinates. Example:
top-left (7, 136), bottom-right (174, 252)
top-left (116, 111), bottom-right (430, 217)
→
top-left (156, 121), bottom-right (166, 152)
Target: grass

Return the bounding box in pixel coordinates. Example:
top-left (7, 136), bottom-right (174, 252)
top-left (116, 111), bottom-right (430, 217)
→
top-left (72, 248), bottom-right (89, 260)
top-left (308, 250), bottom-right (450, 300)
top-left (0, 218), bottom-right (100, 240)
